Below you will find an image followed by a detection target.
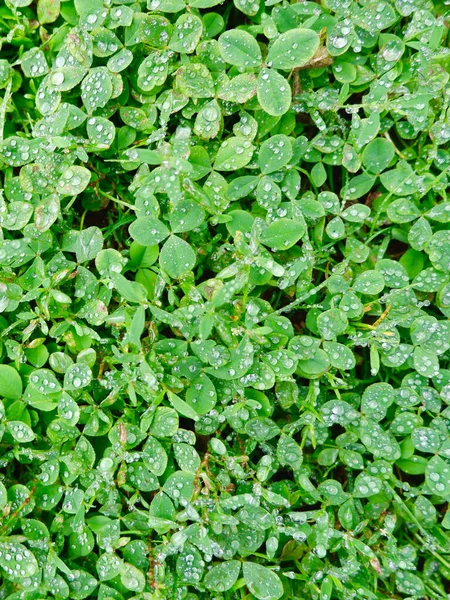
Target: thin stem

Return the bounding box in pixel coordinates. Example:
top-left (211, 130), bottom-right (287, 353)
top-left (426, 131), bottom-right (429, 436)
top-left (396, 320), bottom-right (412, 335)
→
top-left (0, 78), bottom-right (12, 144)
top-left (269, 259), bottom-right (349, 319)
top-left (79, 209), bottom-right (87, 231)
top-left (97, 189), bottom-right (136, 211)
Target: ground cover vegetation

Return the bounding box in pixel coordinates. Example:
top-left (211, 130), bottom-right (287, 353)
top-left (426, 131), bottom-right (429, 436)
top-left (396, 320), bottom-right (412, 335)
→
top-left (0, 0), bottom-right (450, 598)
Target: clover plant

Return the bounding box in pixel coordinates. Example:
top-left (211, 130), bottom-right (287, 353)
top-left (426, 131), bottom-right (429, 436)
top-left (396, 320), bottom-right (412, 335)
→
top-left (0, 0), bottom-right (450, 599)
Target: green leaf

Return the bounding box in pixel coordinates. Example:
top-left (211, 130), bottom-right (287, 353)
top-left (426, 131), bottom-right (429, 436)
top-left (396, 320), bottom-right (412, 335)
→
top-left (137, 51), bottom-right (169, 92)
top-left (204, 560), bottom-right (241, 592)
top-left (194, 99), bottom-right (222, 138)
top-left (0, 542), bottom-right (39, 578)
top-left (258, 134), bottom-right (293, 174)
top-left (317, 309), bottom-right (348, 340)
top-left (169, 14), bottom-right (203, 53)
top-left (408, 217), bottom-right (432, 250)
top-left (129, 242), bottom-right (158, 268)
top-left (7, 421), bottom-right (35, 442)
top-left (353, 271), bottom-right (385, 295)
top-left (176, 544), bottom-right (205, 584)
top-left (427, 202), bottom-right (450, 223)
top-left (96, 553), bottom-right (123, 581)
top-left (326, 216), bottom-right (346, 240)
top-left (0, 137), bottom-right (40, 167)
top-left (64, 363), bottom-right (92, 390)
top-left (81, 67), bottom-right (113, 113)
top-left (37, 0), bottom-right (60, 23)
top-left (260, 218), bottom-right (305, 250)
top-left (163, 470), bottom-right (195, 502)
top-left (353, 473), bottom-right (382, 498)
top-left (173, 442), bottom-right (200, 473)
top-left (48, 66), bottom-right (86, 92)
top-left (323, 342), bottom-right (355, 370)
top-left (257, 68), bottom-right (291, 116)
top-left (354, 112), bottom-right (380, 149)
top-left (20, 49), bottom-right (48, 78)
top-left (35, 194), bottom-right (60, 232)
top-left (0, 365), bottom-right (23, 399)
top-left (311, 162), bottom-right (327, 187)
top-left (396, 572), bottom-right (425, 598)
top-left (56, 166), bottom-right (91, 196)
top-left (243, 562), bottom-right (284, 600)
top-left (167, 390), bottom-right (199, 421)
top-left (218, 30), bottom-right (262, 67)
top-left (342, 173), bottom-right (377, 200)
top-left (362, 138), bottom-right (395, 173)
top-left (176, 63), bottom-right (215, 98)
top-left (396, 456), bottom-right (428, 475)
top-left (127, 463), bottom-right (158, 491)
top-left (361, 382), bottom-right (394, 421)
top-left (245, 417), bottom-right (280, 441)
top-left (111, 273), bottom-right (147, 303)
top-left (185, 373), bottom-right (217, 414)
top-left (277, 434), bottom-right (302, 469)
top-left (150, 407), bottom-right (179, 438)
top-left (62, 226), bottom-right (103, 263)
top-left (159, 235), bottom-right (196, 278)
top-left (218, 73), bottom-right (257, 104)
top-left (425, 456), bottom-right (450, 496)
top-left (0, 482), bottom-right (6, 509)
top-left (297, 348), bottom-right (331, 378)
top-left (214, 136), bottom-right (255, 171)
top-left (86, 116), bottom-right (116, 148)
top-left (411, 427), bottom-right (441, 454)
top-left (169, 199), bottom-right (205, 233)
top-left (267, 28), bottom-right (320, 70)
top-left (129, 217), bottom-right (170, 246)
top-left (142, 436), bottom-right (168, 475)
top-left (121, 563), bottom-right (145, 592)
top-left (413, 346), bottom-right (439, 378)
top-left (341, 204), bottom-right (371, 223)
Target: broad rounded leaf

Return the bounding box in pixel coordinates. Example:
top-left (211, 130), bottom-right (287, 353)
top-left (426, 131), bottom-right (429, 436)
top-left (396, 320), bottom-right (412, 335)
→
top-left (362, 138), bottom-right (395, 173)
top-left (214, 137), bottom-right (255, 171)
top-left (361, 382), bottom-right (394, 421)
top-left (204, 560), bottom-right (241, 592)
top-left (56, 166), bottom-right (91, 196)
top-left (81, 67), bottom-right (113, 113)
top-left (353, 271), bottom-right (385, 295)
top-left (258, 134), bottom-right (293, 175)
top-left (169, 14), bottom-right (203, 53)
top-left (413, 346), bottom-right (439, 378)
top-left (257, 68), bottom-right (291, 116)
top-left (159, 235), bottom-right (196, 278)
top-left (185, 373), bottom-right (217, 414)
top-left (317, 309), bottom-right (348, 340)
top-left (243, 562), bottom-right (283, 600)
top-left (267, 28), bottom-right (320, 70)
top-left (218, 30), bottom-right (262, 67)
top-left (176, 63), bottom-right (215, 98)
top-left (7, 421), bottom-right (35, 443)
top-left (163, 470), bottom-right (195, 502)
top-left (0, 542), bottom-right (39, 578)
top-left (0, 365), bottom-right (23, 399)
top-left (129, 217), bottom-right (170, 246)
top-left (323, 342), bottom-right (355, 370)
top-left (121, 563), bottom-right (145, 592)
top-left (425, 456), bottom-right (450, 497)
top-left (260, 218), bottom-right (305, 250)
top-left (96, 553), bottom-right (123, 581)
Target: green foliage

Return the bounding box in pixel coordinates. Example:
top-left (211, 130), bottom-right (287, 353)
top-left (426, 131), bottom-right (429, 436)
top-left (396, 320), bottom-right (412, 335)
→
top-left (0, 0), bottom-right (450, 599)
